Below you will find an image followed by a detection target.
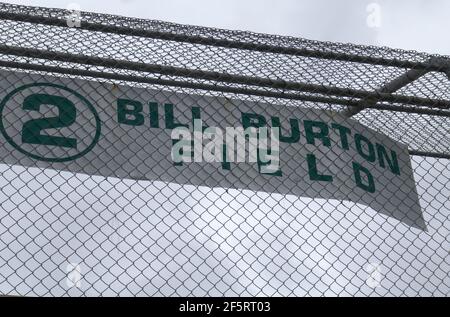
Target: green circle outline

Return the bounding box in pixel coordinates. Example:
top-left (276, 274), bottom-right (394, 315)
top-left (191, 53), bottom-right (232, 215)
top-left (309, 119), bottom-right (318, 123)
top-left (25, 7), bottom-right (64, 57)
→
top-left (0, 83), bottom-right (101, 162)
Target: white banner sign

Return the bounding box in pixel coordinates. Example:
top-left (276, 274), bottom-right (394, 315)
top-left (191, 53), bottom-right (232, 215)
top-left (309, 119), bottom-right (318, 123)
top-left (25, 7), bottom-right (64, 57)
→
top-left (0, 69), bottom-right (425, 229)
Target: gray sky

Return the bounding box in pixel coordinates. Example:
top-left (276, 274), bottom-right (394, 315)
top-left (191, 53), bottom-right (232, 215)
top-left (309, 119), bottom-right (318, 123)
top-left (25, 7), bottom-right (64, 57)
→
top-left (2, 0), bottom-right (450, 55)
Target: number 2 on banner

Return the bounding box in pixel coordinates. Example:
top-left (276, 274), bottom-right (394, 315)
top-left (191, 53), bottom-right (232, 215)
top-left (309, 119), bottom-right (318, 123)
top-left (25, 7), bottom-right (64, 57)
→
top-left (21, 93), bottom-right (77, 149)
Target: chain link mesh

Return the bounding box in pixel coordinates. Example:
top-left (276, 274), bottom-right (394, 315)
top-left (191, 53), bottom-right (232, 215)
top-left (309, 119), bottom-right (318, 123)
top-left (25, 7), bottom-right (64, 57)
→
top-left (0, 3), bottom-right (448, 297)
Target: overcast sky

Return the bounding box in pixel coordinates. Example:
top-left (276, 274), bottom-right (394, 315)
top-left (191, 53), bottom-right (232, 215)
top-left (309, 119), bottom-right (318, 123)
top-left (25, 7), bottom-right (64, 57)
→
top-left (2, 0), bottom-right (450, 55)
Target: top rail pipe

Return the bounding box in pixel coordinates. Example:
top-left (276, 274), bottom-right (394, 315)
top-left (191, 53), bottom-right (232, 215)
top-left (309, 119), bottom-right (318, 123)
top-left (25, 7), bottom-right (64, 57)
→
top-left (342, 67), bottom-right (431, 117)
top-left (0, 10), bottom-right (449, 73)
top-left (1, 44), bottom-right (450, 110)
top-left (2, 58), bottom-right (450, 119)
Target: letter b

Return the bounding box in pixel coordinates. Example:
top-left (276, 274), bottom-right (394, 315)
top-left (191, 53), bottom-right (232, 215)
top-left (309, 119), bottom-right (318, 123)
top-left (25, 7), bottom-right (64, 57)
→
top-left (117, 98), bottom-right (144, 126)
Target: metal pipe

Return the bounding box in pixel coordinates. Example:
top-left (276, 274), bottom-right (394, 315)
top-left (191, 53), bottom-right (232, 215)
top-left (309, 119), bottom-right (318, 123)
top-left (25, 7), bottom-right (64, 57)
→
top-left (1, 60), bottom-right (448, 160)
top-left (341, 67), bottom-right (430, 117)
top-left (0, 10), bottom-right (448, 73)
top-left (341, 57), bottom-right (450, 118)
top-left (408, 150), bottom-right (450, 159)
top-left (0, 45), bottom-right (449, 110)
top-left (1, 60), bottom-right (449, 118)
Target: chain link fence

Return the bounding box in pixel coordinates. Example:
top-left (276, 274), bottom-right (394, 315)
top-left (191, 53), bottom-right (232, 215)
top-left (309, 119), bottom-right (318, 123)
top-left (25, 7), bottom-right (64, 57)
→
top-left (0, 3), bottom-right (448, 296)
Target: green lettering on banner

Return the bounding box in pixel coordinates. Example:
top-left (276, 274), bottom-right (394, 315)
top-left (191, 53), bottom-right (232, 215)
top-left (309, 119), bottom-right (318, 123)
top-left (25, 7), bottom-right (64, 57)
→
top-left (165, 103), bottom-right (189, 166)
top-left (307, 153), bottom-right (333, 182)
top-left (148, 102), bottom-right (159, 128)
top-left (376, 143), bottom-right (400, 175)
top-left (117, 98), bottom-right (144, 126)
top-left (241, 112), bottom-right (266, 130)
top-left (355, 133), bottom-right (376, 162)
top-left (191, 107), bottom-right (203, 127)
top-left (331, 123), bottom-right (351, 150)
top-left (353, 162), bottom-right (375, 193)
top-left (165, 104), bottom-right (189, 129)
top-left (304, 120), bottom-right (331, 147)
top-left (271, 117), bottom-right (300, 143)
top-left (22, 93), bottom-right (77, 148)
top-left (241, 112), bottom-right (281, 175)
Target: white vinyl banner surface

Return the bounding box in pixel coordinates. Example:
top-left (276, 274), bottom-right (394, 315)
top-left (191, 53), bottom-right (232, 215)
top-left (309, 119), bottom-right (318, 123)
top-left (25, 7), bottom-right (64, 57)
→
top-left (0, 69), bottom-right (425, 229)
